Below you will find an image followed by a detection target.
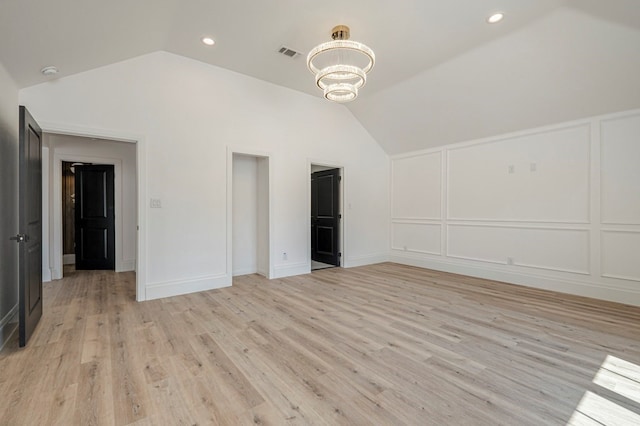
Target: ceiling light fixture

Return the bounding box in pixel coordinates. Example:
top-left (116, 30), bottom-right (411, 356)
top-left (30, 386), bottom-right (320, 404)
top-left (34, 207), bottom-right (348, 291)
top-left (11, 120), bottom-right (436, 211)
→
top-left (307, 25), bottom-right (375, 103)
top-left (41, 66), bottom-right (59, 76)
top-left (201, 36), bottom-right (215, 46)
top-left (487, 12), bottom-right (505, 24)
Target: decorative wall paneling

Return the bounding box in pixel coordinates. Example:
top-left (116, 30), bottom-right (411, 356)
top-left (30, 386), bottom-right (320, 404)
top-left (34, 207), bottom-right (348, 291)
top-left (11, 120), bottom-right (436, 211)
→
top-left (446, 124), bottom-right (591, 223)
top-left (600, 115), bottom-right (640, 225)
top-left (600, 230), bottom-right (640, 282)
top-left (390, 109), bottom-right (640, 306)
top-left (446, 224), bottom-right (590, 275)
top-left (391, 222), bottom-right (442, 255)
top-left (391, 151), bottom-right (441, 220)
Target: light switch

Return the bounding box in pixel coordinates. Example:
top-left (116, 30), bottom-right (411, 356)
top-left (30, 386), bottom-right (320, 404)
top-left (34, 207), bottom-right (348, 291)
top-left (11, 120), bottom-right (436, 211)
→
top-left (150, 198), bottom-right (162, 208)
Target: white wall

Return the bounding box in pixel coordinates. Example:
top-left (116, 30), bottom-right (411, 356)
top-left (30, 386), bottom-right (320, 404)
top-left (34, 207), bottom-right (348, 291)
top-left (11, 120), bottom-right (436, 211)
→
top-left (390, 109), bottom-right (640, 307)
top-left (351, 7), bottom-right (640, 155)
top-left (0, 61), bottom-right (19, 347)
top-left (232, 155), bottom-right (258, 276)
top-left (19, 51), bottom-right (389, 300)
top-left (43, 133), bottom-right (137, 280)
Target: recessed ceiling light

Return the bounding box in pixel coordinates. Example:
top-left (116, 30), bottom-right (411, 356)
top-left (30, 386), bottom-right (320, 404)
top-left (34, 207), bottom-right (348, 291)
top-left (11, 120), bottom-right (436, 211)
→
top-left (41, 66), bottom-right (59, 76)
top-left (201, 36), bottom-right (215, 46)
top-left (487, 12), bottom-right (504, 24)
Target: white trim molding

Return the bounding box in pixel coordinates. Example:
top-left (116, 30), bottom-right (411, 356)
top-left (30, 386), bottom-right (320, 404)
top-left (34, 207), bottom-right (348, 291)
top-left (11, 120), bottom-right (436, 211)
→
top-left (146, 273), bottom-right (230, 301)
top-left (119, 258), bottom-right (136, 273)
top-left (389, 256), bottom-right (640, 307)
top-left (343, 253), bottom-right (389, 268)
top-left (52, 153), bottom-right (123, 277)
top-left (272, 262), bottom-right (310, 279)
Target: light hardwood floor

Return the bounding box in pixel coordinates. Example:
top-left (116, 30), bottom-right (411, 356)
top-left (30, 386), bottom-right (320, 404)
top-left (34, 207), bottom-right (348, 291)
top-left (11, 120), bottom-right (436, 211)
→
top-left (1, 263), bottom-right (640, 425)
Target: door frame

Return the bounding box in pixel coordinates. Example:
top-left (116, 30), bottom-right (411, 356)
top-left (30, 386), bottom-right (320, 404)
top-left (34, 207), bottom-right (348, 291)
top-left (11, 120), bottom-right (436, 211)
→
top-left (307, 159), bottom-right (346, 271)
top-left (38, 121), bottom-right (146, 301)
top-left (57, 159), bottom-right (118, 271)
top-left (226, 146), bottom-right (274, 280)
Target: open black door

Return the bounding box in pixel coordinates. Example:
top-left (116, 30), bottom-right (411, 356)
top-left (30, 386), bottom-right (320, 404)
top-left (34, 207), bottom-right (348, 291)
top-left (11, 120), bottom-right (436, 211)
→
top-left (311, 168), bottom-right (340, 266)
top-left (74, 164), bottom-right (115, 270)
top-left (17, 106), bottom-right (43, 347)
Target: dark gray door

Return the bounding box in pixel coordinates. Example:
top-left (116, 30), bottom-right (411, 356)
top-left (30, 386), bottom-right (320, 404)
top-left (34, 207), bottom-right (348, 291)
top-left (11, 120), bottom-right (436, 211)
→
top-left (74, 165), bottom-right (115, 270)
top-left (311, 168), bottom-right (340, 266)
top-left (18, 106), bottom-right (43, 347)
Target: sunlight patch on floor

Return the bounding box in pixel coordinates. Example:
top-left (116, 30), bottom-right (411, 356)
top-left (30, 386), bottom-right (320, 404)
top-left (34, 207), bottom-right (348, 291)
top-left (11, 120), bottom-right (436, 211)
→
top-left (568, 355), bottom-right (640, 425)
top-left (593, 355), bottom-right (640, 406)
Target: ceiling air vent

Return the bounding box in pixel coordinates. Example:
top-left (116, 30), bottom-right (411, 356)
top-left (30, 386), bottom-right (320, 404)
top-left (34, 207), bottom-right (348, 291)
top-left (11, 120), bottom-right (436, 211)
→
top-left (277, 46), bottom-right (301, 59)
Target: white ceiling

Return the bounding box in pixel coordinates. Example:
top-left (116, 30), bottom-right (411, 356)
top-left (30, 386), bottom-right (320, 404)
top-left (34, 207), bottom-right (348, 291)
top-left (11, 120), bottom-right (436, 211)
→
top-left (1, 0), bottom-right (639, 153)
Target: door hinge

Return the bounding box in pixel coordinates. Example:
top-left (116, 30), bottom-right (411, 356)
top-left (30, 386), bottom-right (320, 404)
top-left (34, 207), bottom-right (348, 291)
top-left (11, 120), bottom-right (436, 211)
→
top-left (338, 252), bottom-right (342, 257)
top-left (339, 214), bottom-right (342, 219)
top-left (338, 176), bottom-right (342, 181)
top-left (10, 234), bottom-right (27, 243)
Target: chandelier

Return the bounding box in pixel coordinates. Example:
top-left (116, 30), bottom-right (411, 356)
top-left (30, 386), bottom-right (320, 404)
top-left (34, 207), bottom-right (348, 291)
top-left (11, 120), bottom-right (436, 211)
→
top-left (307, 25), bottom-right (375, 103)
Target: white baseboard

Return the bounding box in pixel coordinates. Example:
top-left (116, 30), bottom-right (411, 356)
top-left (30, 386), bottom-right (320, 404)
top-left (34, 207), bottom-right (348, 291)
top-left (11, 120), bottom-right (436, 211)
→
top-left (43, 267), bottom-right (52, 282)
top-left (117, 258), bottom-right (136, 272)
top-left (389, 254), bottom-right (640, 308)
top-left (0, 305), bottom-right (18, 351)
top-left (63, 254), bottom-right (75, 265)
top-left (344, 252), bottom-right (390, 268)
top-left (51, 267), bottom-right (62, 280)
top-left (145, 273), bottom-right (231, 301)
top-left (272, 262), bottom-right (310, 279)
top-left (233, 266), bottom-right (258, 277)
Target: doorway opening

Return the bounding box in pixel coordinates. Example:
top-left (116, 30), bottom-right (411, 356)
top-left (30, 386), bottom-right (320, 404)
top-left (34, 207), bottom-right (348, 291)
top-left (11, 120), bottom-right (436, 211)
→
top-left (310, 164), bottom-right (343, 271)
top-left (46, 133), bottom-right (138, 291)
top-left (231, 153), bottom-right (270, 278)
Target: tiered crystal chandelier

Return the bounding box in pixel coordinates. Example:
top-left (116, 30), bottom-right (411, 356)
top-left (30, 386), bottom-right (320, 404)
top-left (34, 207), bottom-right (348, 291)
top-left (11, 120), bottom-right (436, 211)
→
top-left (307, 25), bottom-right (375, 103)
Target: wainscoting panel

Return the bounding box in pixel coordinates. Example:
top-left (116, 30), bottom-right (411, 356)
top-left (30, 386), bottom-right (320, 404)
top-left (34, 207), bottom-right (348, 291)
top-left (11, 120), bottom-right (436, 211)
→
top-left (601, 230), bottom-right (640, 282)
top-left (389, 109), bottom-right (640, 306)
top-left (392, 222), bottom-right (441, 255)
top-left (447, 225), bottom-right (590, 274)
top-left (448, 124), bottom-right (590, 223)
top-left (600, 113), bottom-right (640, 225)
top-left (391, 152), bottom-right (441, 220)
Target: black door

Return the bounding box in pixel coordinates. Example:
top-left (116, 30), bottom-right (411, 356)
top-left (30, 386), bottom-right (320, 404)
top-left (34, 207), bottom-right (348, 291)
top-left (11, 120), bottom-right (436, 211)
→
top-left (311, 168), bottom-right (340, 266)
top-left (18, 106), bottom-right (43, 347)
top-left (74, 165), bottom-right (115, 270)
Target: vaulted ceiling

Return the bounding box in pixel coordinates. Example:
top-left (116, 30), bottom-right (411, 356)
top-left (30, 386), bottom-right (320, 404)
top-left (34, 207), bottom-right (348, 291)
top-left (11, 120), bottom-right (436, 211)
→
top-left (2, 0), bottom-right (639, 154)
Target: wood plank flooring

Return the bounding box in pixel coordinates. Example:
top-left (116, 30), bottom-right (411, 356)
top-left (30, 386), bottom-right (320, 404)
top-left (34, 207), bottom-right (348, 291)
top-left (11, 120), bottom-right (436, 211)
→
top-left (1, 263), bottom-right (640, 425)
